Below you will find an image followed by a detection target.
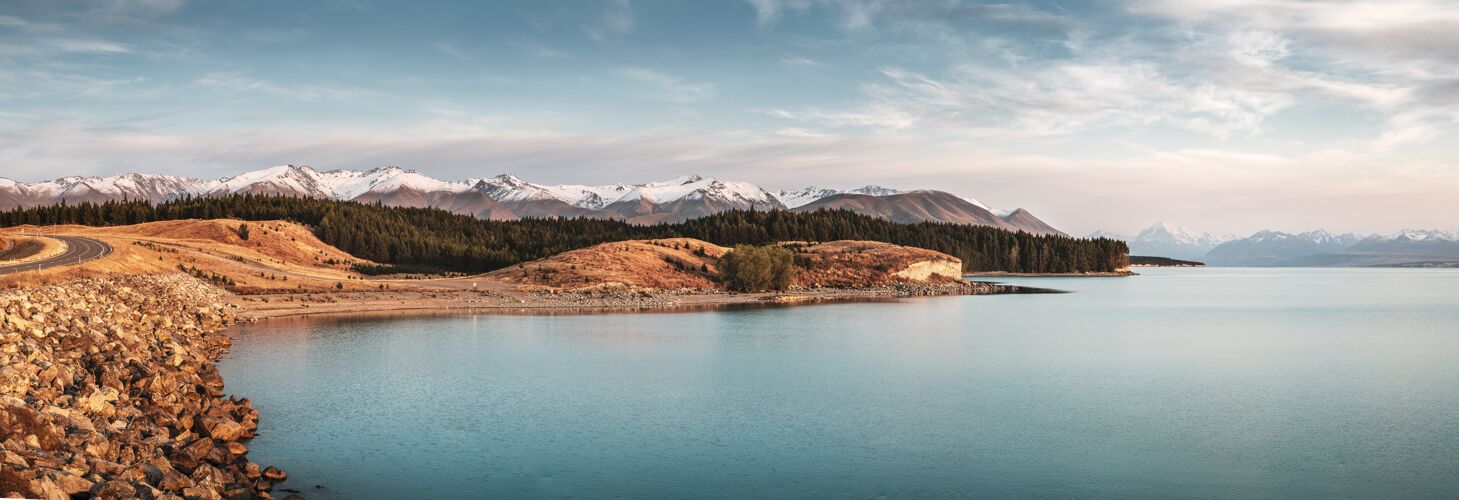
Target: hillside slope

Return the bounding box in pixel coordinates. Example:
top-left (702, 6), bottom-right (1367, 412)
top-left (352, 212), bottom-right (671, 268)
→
top-left (486, 238), bottom-right (967, 291)
top-left (1, 219), bottom-right (373, 292)
top-left (794, 191), bottom-right (1064, 235)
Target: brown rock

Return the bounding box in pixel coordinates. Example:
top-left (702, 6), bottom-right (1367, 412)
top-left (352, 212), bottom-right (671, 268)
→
top-left (261, 466), bottom-right (287, 482)
top-left (181, 485), bottom-right (223, 500)
top-left (51, 471), bottom-right (94, 496)
top-left (92, 479), bottom-right (138, 499)
top-left (158, 469), bottom-right (195, 492)
top-left (196, 415), bottom-right (246, 442)
top-left (26, 476), bottom-right (70, 500)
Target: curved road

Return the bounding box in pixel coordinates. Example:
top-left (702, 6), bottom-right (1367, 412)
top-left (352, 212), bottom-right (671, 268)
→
top-left (0, 235), bottom-right (113, 275)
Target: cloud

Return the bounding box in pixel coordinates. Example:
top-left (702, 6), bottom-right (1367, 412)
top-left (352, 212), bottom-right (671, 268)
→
top-left (195, 72), bottom-right (373, 101)
top-left (431, 41), bottom-right (469, 60)
top-left (1121, 0), bottom-right (1459, 148)
top-left (0, 37), bottom-right (132, 58)
top-left (746, 0), bottom-right (813, 27)
top-left (584, 0), bottom-right (634, 40)
top-left (779, 54), bottom-right (820, 67)
top-left (83, 0), bottom-right (190, 23)
top-left (618, 67), bottom-right (718, 102)
top-left (511, 40), bottom-right (570, 59)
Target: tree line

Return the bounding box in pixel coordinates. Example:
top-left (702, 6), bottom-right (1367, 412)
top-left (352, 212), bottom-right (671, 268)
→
top-left (0, 195), bottom-right (1128, 274)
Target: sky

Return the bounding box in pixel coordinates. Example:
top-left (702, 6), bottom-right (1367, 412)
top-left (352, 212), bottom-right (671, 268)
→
top-left (1, 0), bottom-right (1457, 236)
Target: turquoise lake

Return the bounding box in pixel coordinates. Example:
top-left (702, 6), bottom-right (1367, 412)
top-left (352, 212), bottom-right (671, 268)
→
top-left (218, 268), bottom-right (1459, 499)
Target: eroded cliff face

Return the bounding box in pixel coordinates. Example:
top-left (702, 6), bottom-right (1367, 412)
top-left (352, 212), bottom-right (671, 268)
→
top-left (892, 260), bottom-right (963, 282)
top-left (0, 275), bottom-right (285, 500)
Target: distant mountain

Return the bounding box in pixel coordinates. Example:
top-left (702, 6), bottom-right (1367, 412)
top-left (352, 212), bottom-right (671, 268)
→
top-left (791, 190), bottom-right (1065, 235)
top-left (0, 165), bottom-right (1063, 232)
top-left (1203, 230), bottom-right (1370, 266)
top-left (774, 185), bottom-right (900, 209)
top-left (1087, 222), bottom-right (1232, 260)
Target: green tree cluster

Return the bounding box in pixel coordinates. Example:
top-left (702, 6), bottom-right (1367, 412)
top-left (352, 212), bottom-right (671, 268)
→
top-left (717, 245), bottom-right (795, 291)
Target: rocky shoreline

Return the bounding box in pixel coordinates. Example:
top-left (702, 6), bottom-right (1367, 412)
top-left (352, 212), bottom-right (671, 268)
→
top-left (0, 275), bottom-right (288, 500)
top-left (231, 279), bottom-right (1029, 320)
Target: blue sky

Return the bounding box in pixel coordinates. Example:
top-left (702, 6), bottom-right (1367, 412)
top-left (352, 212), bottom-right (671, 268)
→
top-left (2, 0), bottom-right (1457, 235)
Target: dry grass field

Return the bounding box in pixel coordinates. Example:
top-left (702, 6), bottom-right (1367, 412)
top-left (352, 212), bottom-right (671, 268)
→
top-left (0, 219), bottom-right (382, 292)
top-left (485, 238), bottom-right (730, 291)
top-left (0, 234), bottom-right (66, 264)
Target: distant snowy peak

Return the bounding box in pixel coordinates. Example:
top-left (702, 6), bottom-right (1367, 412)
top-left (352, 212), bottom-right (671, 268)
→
top-left (14, 172), bottom-right (210, 200)
top-left (1, 166), bottom-right (1055, 231)
top-left (772, 185), bottom-right (909, 209)
top-left (1393, 229), bottom-right (1459, 242)
top-left (773, 187), bottom-right (843, 209)
top-left (1245, 229), bottom-right (1364, 246)
top-left (774, 185), bottom-right (1021, 217)
top-left (318, 166), bottom-right (471, 200)
top-left (1135, 222), bottom-right (1233, 246)
top-left (473, 173), bottom-right (561, 203)
top-left (849, 185), bottom-right (901, 197)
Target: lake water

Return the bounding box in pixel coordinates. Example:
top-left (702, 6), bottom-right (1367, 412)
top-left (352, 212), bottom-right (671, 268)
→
top-left (218, 268), bottom-right (1459, 499)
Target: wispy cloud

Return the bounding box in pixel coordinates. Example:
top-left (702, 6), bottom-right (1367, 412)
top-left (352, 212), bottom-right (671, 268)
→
top-left (746, 0), bottom-right (813, 27)
top-left (196, 72), bottom-right (373, 101)
top-left (584, 0), bottom-right (634, 40)
top-left (619, 67), bottom-right (718, 102)
top-left (431, 41), bottom-right (469, 60)
top-left (779, 54), bottom-right (820, 67)
top-left (511, 40), bottom-right (570, 59)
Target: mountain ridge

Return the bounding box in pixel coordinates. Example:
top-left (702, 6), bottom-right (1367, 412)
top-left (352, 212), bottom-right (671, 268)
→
top-left (0, 165), bottom-right (1063, 234)
top-left (1097, 222), bottom-right (1459, 267)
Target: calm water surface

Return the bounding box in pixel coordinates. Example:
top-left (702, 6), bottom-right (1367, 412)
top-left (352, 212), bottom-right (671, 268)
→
top-left (218, 268), bottom-right (1459, 499)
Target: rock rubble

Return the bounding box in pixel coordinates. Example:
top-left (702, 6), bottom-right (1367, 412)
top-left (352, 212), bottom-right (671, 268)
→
top-left (0, 274), bottom-right (285, 499)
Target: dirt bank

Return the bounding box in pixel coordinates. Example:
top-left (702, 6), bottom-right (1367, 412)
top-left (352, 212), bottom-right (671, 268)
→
top-left (230, 280), bottom-right (1021, 320)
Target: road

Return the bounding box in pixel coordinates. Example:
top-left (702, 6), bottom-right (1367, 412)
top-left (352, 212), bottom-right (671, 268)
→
top-left (0, 235), bottom-right (113, 275)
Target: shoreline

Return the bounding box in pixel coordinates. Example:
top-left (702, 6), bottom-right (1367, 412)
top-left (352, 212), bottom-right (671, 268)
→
top-left (963, 271), bottom-right (1137, 278)
top-left (229, 281), bottom-right (1037, 321)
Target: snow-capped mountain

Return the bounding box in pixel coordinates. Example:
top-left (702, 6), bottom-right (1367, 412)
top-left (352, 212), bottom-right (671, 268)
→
top-left (790, 190), bottom-right (1064, 235)
top-left (773, 185), bottom-right (903, 208)
top-left (1202, 230), bottom-right (1383, 268)
top-left (1087, 222), bottom-right (1234, 260)
top-left (1391, 229), bottom-right (1459, 242)
top-left (0, 165), bottom-right (1063, 232)
top-left (774, 185), bottom-right (1060, 235)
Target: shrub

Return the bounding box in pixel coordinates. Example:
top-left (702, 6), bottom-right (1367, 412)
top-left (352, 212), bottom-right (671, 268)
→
top-left (717, 244), bottom-right (795, 292)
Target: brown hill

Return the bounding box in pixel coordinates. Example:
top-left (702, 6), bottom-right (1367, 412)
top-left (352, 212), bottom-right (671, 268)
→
top-left (792, 241), bottom-right (962, 287)
top-left (1, 219), bottom-right (376, 292)
top-left (0, 235), bottom-right (63, 263)
top-left (486, 238), bottom-right (966, 291)
top-left (486, 238), bottom-right (727, 291)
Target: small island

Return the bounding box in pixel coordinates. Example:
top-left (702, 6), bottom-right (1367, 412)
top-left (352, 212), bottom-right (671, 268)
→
top-left (1128, 255), bottom-right (1206, 267)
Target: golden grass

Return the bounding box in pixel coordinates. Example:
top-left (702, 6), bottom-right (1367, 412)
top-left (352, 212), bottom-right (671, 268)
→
top-left (486, 238), bottom-right (729, 291)
top-left (0, 235), bottom-right (66, 265)
top-left (0, 219), bottom-right (396, 293)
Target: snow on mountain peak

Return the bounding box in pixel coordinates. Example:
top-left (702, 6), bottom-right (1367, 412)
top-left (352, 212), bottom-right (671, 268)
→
top-left (1393, 229), bottom-right (1459, 242)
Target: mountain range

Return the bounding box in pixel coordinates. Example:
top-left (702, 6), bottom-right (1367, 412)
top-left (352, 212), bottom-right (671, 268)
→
top-left (0, 165), bottom-right (1065, 235)
top-left (1089, 222), bottom-right (1236, 261)
top-left (1094, 223), bottom-right (1459, 267)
